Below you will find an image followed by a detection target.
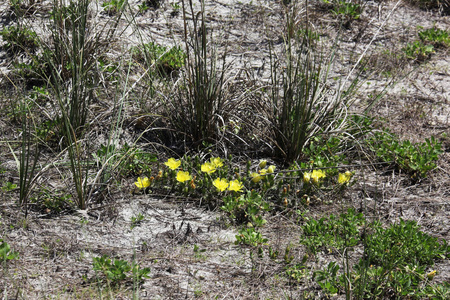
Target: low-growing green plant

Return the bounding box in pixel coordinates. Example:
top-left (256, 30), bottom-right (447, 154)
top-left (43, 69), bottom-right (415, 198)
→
top-left (300, 135), bottom-right (348, 171)
top-left (193, 244), bottom-right (207, 260)
top-left (300, 208), bottom-right (365, 255)
top-left (130, 213), bottom-right (145, 229)
top-left (98, 57), bottom-right (120, 81)
top-left (94, 143), bottom-right (158, 177)
top-left (137, 0), bottom-right (163, 12)
top-left (31, 188), bottom-right (73, 213)
top-left (421, 281), bottom-right (450, 300)
top-left (0, 239), bottom-right (19, 264)
top-left (302, 212), bottom-right (449, 298)
top-left (137, 2), bottom-right (150, 13)
top-left (364, 219), bottom-right (449, 267)
top-left (368, 131), bottom-right (442, 178)
top-left (330, 0), bottom-right (362, 22)
top-left (402, 40), bottom-right (435, 61)
top-left (221, 190), bottom-right (270, 226)
top-left (93, 255), bottom-right (150, 286)
top-left (170, 1), bottom-right (181, 16)
top-left (131, 42), bottom-right (186, 76)
top-left (285, 261), bottom-right (309, 283)
top-left (0, 25), bottom-right (39, 53)
top-left (314, 261), bottom-right (341, 295)
top-left (351, 219), bottom-right (449, 298)
top-left (419, 27), bottom-right (450, 47)
top-left (1, 182), bottom-right (17, 192)
top-left (102, 0), bottom-right (126, 15)
top-left (235, 228), bottom-right (268, 247)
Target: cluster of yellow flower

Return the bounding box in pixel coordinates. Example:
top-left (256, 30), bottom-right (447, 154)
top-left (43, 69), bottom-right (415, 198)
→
top-left (200, 157), bottom-right (223, 174)
top-left (164, 158), bottom-right (192, 182)
top-left (250, 160), bottom-right (276, 183)
top-left (303, 169), bottom-right (353, 185)
top-left (303, 170), bottom-right (326, 185)
top-left (134, 157), bottom-right (353, 195)
top-left (135, 157), bottom-right (244, 193)
top-left (338, 171), bottom-right (353, 185)
top-left (213, 178), bottom-right (243, 192)
top-left (135, 176), bottom-right (152, 189)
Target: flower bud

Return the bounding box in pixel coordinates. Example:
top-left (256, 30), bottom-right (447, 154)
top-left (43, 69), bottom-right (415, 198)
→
top-left (259, 160), bottom-right (267, 169)
top-left (303, 172), bottom-right (311, 183)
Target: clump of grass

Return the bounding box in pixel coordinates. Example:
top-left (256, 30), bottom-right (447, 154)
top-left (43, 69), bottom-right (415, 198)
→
top-left (268, 3), bottom-right (360, 163)
top-left (165, 0), bottom-right (229, 147)
top-left (34, 0), bottom-right (124, 209)
top-left (7, 92), bottom-right (42, 216)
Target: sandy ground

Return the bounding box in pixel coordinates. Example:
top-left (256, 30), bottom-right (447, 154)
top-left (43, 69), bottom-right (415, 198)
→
top-left (0, 0), bottom-right (449, 299)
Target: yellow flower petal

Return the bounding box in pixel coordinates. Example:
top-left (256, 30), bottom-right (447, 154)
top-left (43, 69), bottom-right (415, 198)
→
top-left (267, 165), bottom-right (276, 173)
top-left (164, 158), bottom-right (181, 170)
top-left (176, 171), bottom-right (191, 183)
top-left (303, 172), bottom-right (311, 183)
top-left (213, 178), bottom-right (229, 192)
top-left (259, 169), bottom-right (268, 175)
top-left (135, 177), bottom-right (151, 189)
top-left (427, 270), bottom-right (436, 280)
top-left (310, 170), bottom-right (326, 185)
top-left (251, 172), bottom-right (262, 183)
top-left (338, 171), bottom-right (353, 185)
top-left (201, 162), bottom-right (216, 174)
top-left (210, 157), bottom-right (224, 168)
top-left (228, 179), bottom-right (243, 192)
top-left (312, 170), bottom-right (326, 179)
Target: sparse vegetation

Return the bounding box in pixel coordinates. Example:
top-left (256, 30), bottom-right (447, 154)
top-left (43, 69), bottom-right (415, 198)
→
top-left (368, 130), bottom-right (443, 178)
top-left (0, 0), bottom-right (448, 298)
top-left (92, 255), bottom-right (151, 286)
top-left (0, 239), bottom-right (19, 264)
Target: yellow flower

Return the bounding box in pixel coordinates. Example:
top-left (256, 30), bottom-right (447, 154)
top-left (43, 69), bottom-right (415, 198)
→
top-left (228, 179), bottom-right (243, 192)
top-left (259, 160), bottom-right (267, 169)
top-left (338, 171), bottom-right (353, 185)
top-left (427, 270), bottom-right (436, 280)
top-left (176, 171), bottom-right (191, 183)
top-left (267, 165), bottom-right (276, 173)
top-left (259, 168), bottom-right (268, 175)
top-left (251, 172), bottom-right (262, 183)
top-left (164, 158), bottom-right (181, 170)
top-left (210, 157), bottom-right (224, 168)
top-left (311, 170), bottom-right (326, 185)
top-left (303, 172), bottom-right (311, 183)
top-left (135, 177), bottom-right (151, 189)
top-left (201, 162), bottom-right (216, 174)
top-left (213, 178), bottom-right (229, 192)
